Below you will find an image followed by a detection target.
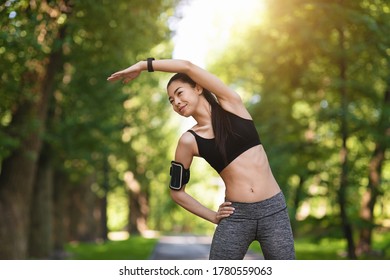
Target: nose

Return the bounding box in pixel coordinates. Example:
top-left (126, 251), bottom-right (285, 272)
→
top-left (174, 98), bottom-right (181, 106)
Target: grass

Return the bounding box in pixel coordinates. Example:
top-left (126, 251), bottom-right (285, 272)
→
top-left (65, 231), bottom-right (390, 260)
top-left (65, 236), bottom-right (158, 260)
top-left (249, 234), bottom-right (390, 260)
top-left (248, 237), bottom-right (348, 259)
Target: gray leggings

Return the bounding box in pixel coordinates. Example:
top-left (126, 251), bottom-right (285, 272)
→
top-left (209, 192), bottom-right (296, 260)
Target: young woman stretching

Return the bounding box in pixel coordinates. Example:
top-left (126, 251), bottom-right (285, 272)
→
top-left (108, 59), bottom-right (296, 260)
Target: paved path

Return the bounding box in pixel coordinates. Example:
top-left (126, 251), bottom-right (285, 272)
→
top-left (150, 235), bottom-right (263, 260)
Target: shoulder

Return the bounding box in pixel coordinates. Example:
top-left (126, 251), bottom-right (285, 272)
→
top-left (221, 102), bottom-right (253, 120)
top-left (174, 131), bottom-right (198, 168)
top-left (178, 130), bottom-right (196, 146)
top-left (177, 130), bottom-right (198, 156)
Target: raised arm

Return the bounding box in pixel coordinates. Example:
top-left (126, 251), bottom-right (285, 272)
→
top-left (107, 59), bottom-right (248, 116)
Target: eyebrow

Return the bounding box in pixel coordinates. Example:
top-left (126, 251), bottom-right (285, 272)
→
top-left (174, 87), bottom-right (182, 94)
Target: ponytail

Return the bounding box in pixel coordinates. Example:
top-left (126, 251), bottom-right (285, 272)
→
top-left (202, 90), bottom-right (232, 164)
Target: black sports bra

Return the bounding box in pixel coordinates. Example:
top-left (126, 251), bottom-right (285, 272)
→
top-left (188, 110), bottom-right (261, 173)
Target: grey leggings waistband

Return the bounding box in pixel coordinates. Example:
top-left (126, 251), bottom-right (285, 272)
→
top-left (227, 191), bottom-right (287, 220)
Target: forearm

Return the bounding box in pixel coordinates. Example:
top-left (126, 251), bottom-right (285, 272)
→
top-left (170, 190), bottom-right (218, 224)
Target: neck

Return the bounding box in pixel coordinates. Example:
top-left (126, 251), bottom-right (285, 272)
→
top-left (191, 98), bottom-right (212, 127)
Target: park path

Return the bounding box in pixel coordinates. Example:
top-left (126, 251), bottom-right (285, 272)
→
top-left (149, 235), bottom-right (263, 260)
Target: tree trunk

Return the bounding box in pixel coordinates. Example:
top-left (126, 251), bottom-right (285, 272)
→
top-left (291, 175), bottom-right (305, 234)
top-left (52, 171), bottom-right (70, 259)
top-left (0, 143), bottom-right (40, 259)
top-left (0, 67), bottom-right (49, 260)
top-left (357, 81), bottom-right (390, 255)
top-left (101, 156), bottom-right (109, 241)
top-left (0, 15), bottom-right (65, 258)
top-left (124, 172), bottom-right (149, 235)
top-left (28, 142), bottom-right (53, 259)
top-left (28, 62), bottom-right (60, 258)
top-left (337, 26), bottom-right (356, 259)
top-left (67, 175), bottom-right (100, 242)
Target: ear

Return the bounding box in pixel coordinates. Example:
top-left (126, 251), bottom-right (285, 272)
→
top-left (195, 84), bottom-right (203, 95)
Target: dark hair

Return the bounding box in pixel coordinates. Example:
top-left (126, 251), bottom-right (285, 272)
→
top-left (167, 73), bottom-right (232, 163)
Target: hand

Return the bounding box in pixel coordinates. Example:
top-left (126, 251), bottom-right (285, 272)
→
top-left (215, 201), bottom-right (235, 224)
top-left (107, 62), bottom-right (143, 84)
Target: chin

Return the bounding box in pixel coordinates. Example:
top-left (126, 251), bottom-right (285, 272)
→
top-left (178, 112), bottom-right (191, 118)
top-left (177, 109), bottom-right (190, 117)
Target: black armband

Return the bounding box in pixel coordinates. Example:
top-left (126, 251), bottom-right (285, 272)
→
top-left (169, 161), bottom-right (190, 191)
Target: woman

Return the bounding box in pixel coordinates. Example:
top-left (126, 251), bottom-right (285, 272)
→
top-left (107, 58), bottom-right (295, 260)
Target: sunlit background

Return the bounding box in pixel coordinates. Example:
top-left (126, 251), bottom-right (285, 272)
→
top-left (172, 0), bottom-right (266, 67)
top-left (171, 0), bottom-right (267, 132)
top-left (1, 0), bottom-right (389, 260)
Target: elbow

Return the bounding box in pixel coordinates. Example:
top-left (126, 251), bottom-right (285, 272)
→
top-left (180, 60), bottom-right (194, 75)
top-left (170, 189), bottom-right (185, 204)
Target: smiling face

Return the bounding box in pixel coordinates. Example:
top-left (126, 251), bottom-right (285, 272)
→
top-left (167, 80), bottom-right (202, 117)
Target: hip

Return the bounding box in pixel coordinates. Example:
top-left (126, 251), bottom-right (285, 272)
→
top-left (225, 191), bottom-right (288, 220)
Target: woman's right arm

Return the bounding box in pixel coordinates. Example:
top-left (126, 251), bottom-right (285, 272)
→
top-left (107, 59), bottom-right (250, 117)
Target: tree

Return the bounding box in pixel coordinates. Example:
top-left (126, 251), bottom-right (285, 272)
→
top-left (356, 0), bottom-right (390, 255)
top-left (0, 0), bottom-right (71, 259)
top-left (209, 0), bottom-right (389, 258)
top-left (0, 0), bottom-right (178, 259)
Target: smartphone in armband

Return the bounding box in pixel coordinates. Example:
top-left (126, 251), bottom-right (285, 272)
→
top-left (169, 161), bottom-right (190, 191)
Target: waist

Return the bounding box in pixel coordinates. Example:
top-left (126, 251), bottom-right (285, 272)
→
top-left (222, 160), bottom-right (281, 202)
top-left (226, 191), bottom-right (287, 220)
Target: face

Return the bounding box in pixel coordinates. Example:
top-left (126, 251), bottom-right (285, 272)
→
top-left (167, 80), bottom-right (202, 117)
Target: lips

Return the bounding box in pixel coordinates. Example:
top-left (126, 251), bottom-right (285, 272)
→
top-left (178, 105), bottom-right (187, 113)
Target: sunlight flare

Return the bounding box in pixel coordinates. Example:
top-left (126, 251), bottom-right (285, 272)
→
top-left (172, 0), bottom-right (267, 66)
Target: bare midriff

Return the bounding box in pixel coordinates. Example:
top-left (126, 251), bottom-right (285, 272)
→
top-left (220, 145), bottom-right (281, 203)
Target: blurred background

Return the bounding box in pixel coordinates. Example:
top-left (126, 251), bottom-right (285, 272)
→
top-left (0, 0), bottom-right (389, 260)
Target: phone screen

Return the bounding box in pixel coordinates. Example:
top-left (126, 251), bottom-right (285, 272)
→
top-left (170, 162), bottom-right (183, 190)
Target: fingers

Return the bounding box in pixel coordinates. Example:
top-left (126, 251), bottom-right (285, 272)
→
top-left (220, 201), bottom-right (233, 208)
top-left (107, 73), bottom-right (130, 83)
top-left (106, 72), bottom-right (123, 82)
top-left (107, 69), bottom-right (141, 84)
top-left (106, 66), bottom-right (129, 80)
top-left (216, 201), bottom-right (235, 223)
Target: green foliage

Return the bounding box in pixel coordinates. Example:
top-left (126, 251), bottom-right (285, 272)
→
top-left (206, 0), bottom-right (390, 259)
top-left (209, 0), bottom-right (390, 249)
top-left (107, 186), bottom-right (129, 231)
top-left (1, 0), bottom-right (389, 256)
top-left (1, 0), bottom-right (183, 241)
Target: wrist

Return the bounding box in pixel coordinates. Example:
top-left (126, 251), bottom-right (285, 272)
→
top-left (137, 61), bottom-right (147, 71)
top-left (211, 211), bottom-right (219, 224)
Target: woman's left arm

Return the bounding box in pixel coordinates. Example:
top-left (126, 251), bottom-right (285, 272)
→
top-left (169, 131), bottom-right (234, 224)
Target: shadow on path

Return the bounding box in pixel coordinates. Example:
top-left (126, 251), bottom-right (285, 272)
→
top-left (150, 235), bottom-right (263, 260)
